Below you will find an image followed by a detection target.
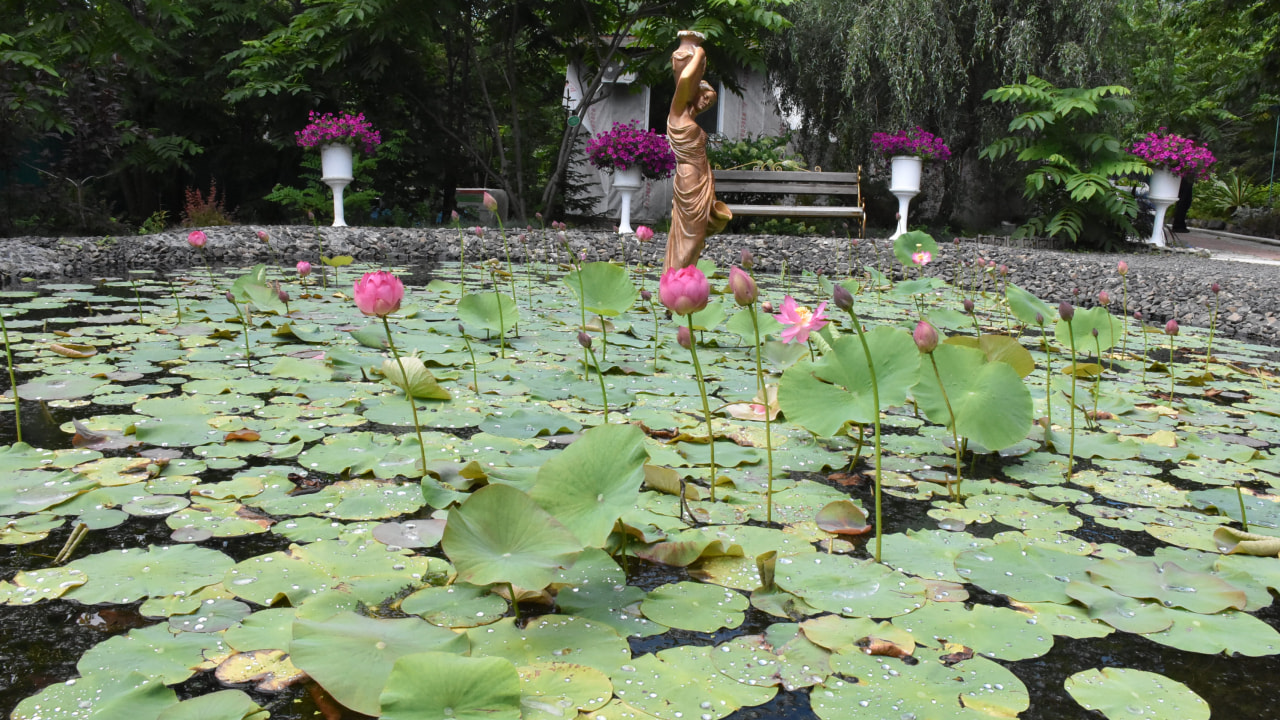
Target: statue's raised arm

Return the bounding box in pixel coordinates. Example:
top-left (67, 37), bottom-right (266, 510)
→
top-left (664, 31), bottom-right (731, 271)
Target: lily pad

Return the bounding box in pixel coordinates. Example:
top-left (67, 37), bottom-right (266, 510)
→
top-left (443, 483), bottom-right (583, 590)
top-left (639, 581), bottom-right (747, 633)
top-left (1065, 667), bottom-right (1208, 720)
top-left (12, 672), bottom-right (177, 720)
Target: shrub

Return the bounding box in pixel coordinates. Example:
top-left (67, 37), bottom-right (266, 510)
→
top-left (182, 181), bottom-right (234, 226)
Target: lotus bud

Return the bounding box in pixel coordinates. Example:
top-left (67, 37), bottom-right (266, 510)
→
top-left (472, 226), bottom-right (484, 238)
top-left (1091, 327), bottom-right (1099, 338)
top-left (307, 209), bottom-right (315, 221)
top-left (1035, 312), bottom-right (1044, 325)
top-left (225, 291), bottom-right (235, 302)
top-left (833, 284), bottom-right (854, 312)
top-left (1059, 301), bottom-right (1075, 322)
top-left (761, 300), bottom-right (774, 314)
top-left (352, 270), bottom-right (405, 317)
top-left (913, 321), bottom-right (939, 353)
top-left (1134, 310), bottom-right (1142, 321)
top-left (999, 264), bottom-right (1008, 276)
top-left (296, 261), bottom-right (311, 277)
top-left (556, 231), bottom-right (567, 245)
top-left (659, 266), bottom-right (711, 316)
top-left (1166, 319), bottom-right (1179, 336)
top-left (641, 289), bottom-right (652, 302)
top-left (577, 331), bottom-right (592, 349)
top-left (740, 249), bottom-right (755, 269)
top-left (954, 237), bottom-right (961, 246)
top-left (729, 266), bottom-right (758, 306)
top-left (458, 323), bottom-right (466, 335)
top-left (1117, 260), bottom-right (1128, 276)
top-left (257, 230), bottom-right (269, 242)
top-left (187, 230), bottom-right (207, 248)
top-left (676, 325), bottom-right (693, 349)
top-left (963, 298), bottom-right (975, 314)
top-left (536, 212), bottom-right (543, 220)
top-left (1098, 290), bottom-right (1110, 305)
top-left (482, 192), bottom-right (498, 212)
top-left (852, 238), bottom-right (859, 247)
top-left (277, 287), bottom-right (289, 303)
top-left (1211, 282), bottom-right (1220, 295)
top-left (451, 210), bottom-right (460, 223)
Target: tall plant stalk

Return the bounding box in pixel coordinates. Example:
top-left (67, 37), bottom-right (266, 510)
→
top-left (1206, 289), bottom-right (1220, 374)
top-left (928, 352), bottom-right (963, 502)
top-left (1065, 322), bottom-right (1078, 481)
top-left (843, 306), bottom-right (885, 563)
top-left (459, 325), bottom-right (480, 395)
top-left (1037, 316), bottom-right (1053, 430)
top-left (748, 305), bottom-right (775, 523)
top-left (381, 316), bottom-right (429, 473)
top-left (686, 316), bottom-right (717, 502)
top-left (1, 309), bottom-right (22, 443)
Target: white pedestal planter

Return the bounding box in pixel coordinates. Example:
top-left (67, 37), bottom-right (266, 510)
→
top-left (321, 144), bottom-right (355, 227)
top-left (1147, 168), bottom-right (1181, 248)
top-left (889, 155), bottom-right (923, 239)
top-left (611, 166), bottom-right (644, 234)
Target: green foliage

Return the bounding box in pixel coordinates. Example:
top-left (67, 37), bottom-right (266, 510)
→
top-left (981, 76), bottom-right (1146, 246)
top-left (1193, 172), bottom-right (1272, 219)
top-left (137, 210), bottom-right (170, 235)
top-left (707, 134), bottom-right (805, 171)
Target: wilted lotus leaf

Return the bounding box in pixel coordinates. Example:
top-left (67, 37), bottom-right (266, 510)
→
top-left (612, 645), bottom-right (776, 720)
top-left (77, 622), bottom-right (230, 683)
top-left (290, 611), bottom-right (468, 716)
top-left (773, 552), bottom-right (926, 618)
top-left (1064, 581), bottom-right (1173, 634)
top-left (517, 662), bottom-right (613, 720)
top-left (401, 583), bottom-right (506, 628)
top-left (642, 463), bottom-right (700, 501)
top-left (631, 530), bottom-right (745, 567)
top-left (467, 615), bottom-right (630, 675)
top-left (712, 623), bottom-right (831, 690)
top-left (816, 652), bottom-right (1028, 720)
top-left (1141, 607), bottom-right (1280, 656)
top-left (1087, 557), bottom-right (1247, 614)
top-left (814, 499), bottom-right (870, 535)
top-left (379, 653), bottom-right (522, 720)
top-left (639, 581), bottom-right (747, 633)
top-left (64, 544), bottom-right (233, 605)
top-left (216, 649), bottom-right (307, 692)
top-left (155, 689), bottom-right (268, 720)
top-left (11, 671), bottom-right (176, 720)
top-left (3, 566), bottom-right (87, 605)
top-left (169, 598), bottom-right (252, 633)
top-left (1065, 667), bottom-right (1208, 720)
top-left (893, 601), bottom-right (1054, 661)
top-left (954, 542), bottom-right (1095, 604)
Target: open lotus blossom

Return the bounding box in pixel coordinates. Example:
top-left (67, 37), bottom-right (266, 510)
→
top-left (187, 230), bottom-right (207, 248)
top-left (658, 266), bottom-right (710, 316)
top-left (635, 226), bottom-right (654, 242)
top-left (774, 295), bottom-right (829, 344)
top-left (911, 250), bottom-right (932, 265)
top-left (352, 271), bottom-right (404, 317)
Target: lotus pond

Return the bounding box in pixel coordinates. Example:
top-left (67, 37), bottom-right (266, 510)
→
top-left (2, 242), bottom-right (1280, 720)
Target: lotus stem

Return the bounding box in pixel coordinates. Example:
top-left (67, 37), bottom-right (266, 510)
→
top-left (748, 305), bottom-right (775, 524)
top-left (845, 307), bottom-right (885, 563)
top-left (457, 226), bottom-right (467, 289)
top-left (1, 309), bottom-right (22, 443)
top-left (599, 315), bottom-right (609, 363)
top-left (382, 316), bottom-right (429, 474)
top-left (497, 219), bottom-right (518, 329)
top-left (585, 343), bottom-right (609, 421)
top-left (226, 293), bottom-right (251, 365)
top-left (649, 298), bottom-right (660, 373)
top-left (1038, 318), bottom-right (1053, 430)
top-left (53, 522), bottom-right (89, 565)
top-left (1120, 276), bottom-right (1129, 358)
top-left (1168, 334), bottom-right (1176, 406)
top-left (1140, 322), bottom-right (1149, 385)
top-left (1093, 333), bottom-right (1103, 420)
top-left (928, 352), bottom-right (963, 502)
top-left (460, 329), bottom-right (480, 395)
top-left (169, 279), bottom-right (183, 324)
top-left (199, 247), bottom-right (217, 291)
top-left (1237, 484), bottom-right (1250, 532)
top-left (127, 274), bottom-right (144, 322)
top-left (1206, 293), bottom-right (1219, 374)
top-left (1065, 325), bottom-right (1077, 481)
top-left (508, 582), bottom-right (519, 621)
top-left (686, 315), bottom-right (717, 502)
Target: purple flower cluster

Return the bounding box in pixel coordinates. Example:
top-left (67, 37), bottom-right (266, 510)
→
top-left (295, 111), bottom-right (382, 154)
top-left (585, 121), bottom-right (677, 180)
top-left (1129, 128), bottom-right (1216, 180)
top-left (870, 127), bottom-right (952, 161)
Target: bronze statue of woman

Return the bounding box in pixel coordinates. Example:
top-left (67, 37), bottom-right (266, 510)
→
top-left (665, 31), bottom-right (731, 271)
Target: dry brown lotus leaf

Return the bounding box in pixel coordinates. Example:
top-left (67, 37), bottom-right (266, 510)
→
top-left (215, 649), bottom-right (307, 692)
top-left (49, 342), bottom-right (98, 358)
top-left (1212, 527), bottom-right (1280, 557)
top-left (938, 643), bottom-right (975, 666)
top-left (642, 464), bottom-right (701, 501)
top-left (224, 428), bottom-right (262, 442)
top-left (858, 636), bottom-right (913, 659)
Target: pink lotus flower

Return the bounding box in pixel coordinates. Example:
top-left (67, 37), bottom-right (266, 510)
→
top-left (676, 325), bottom-right (693, 349)
top-left (658, 266), bottom-right (710, 316)
top-left (636, 226), bottom-right (654, 242)
top-left (1117, 260), bottom-right (1129, 276)
top-left (353, 271), bottom-right (405, 317)
top-left (187, 230), bottom-right (207, 248)
top-left (296, 261), bottom-right (312, 277)
top-left (1165, 319), bottom-right (1179, 336)
top-left (482, 192), bottom-right (498, 212)
top-left (1098, 290), bottom-right (1110, 305)
top-left (913, 320), bottom-right (939, 353)
top-left (728, 266), bottom-right (757, 306)
top-left (472, 226), bottom-right (484, 238)
top-left (256, 230), bottom-right (270, 242)
top-left (774, 295), bottom-right (829, 344)
top-left (451, 210), bottom-right (460, 223)
top-left (911, 250), bottom-right (932, 265)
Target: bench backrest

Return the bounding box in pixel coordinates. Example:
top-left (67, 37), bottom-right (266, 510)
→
top-left (712, 169), bottom-right (861, 196)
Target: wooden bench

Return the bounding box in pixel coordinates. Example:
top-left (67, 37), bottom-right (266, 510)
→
top-left (712, 168), bottom-right (865, 236)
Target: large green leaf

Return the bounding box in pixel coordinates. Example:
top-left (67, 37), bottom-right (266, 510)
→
top-left (563, 262), bottom-right (638, 317)
top-left (64, 544), bottom-right (233, 605)
top-left (380, 356), bottom-right (451, 399)
top-left (12, 672), bottom-right (177, 720)
top-left (778, 327), bottom-right (920, 436)
top-left (458, 291), bottom-right (520, 334)
top-left (380, 653), bottom-right (522, 720)
top-left (913, 342), bottom-right (1033, 451)
top-left (1065, 668), bottom-right (1209, 720)
top-left (290, 611), bottom-right (469, 716)
top-left (1055, 306), bottom-right (1118, 353)
top-left (892, 229), bottom-right (940, 266)
top-left (529, 423), bottom-right (647, 547)
top-left (1006, 282), bottom-right (1055, 326)
top-left (442, 483), bottom-right (583, 590)
top-left (945, 334), bottom-right (1036, 377)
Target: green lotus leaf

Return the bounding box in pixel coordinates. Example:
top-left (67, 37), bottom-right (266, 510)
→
top-left (157, 689), bottom-right (267, 720)
top-left (684, 297), bottom-right (727, 331)
top-left (16, 374), bottom-right (108, 401)
top-left (401, 583), bottom-right (506, 628)
top-left (517, 661), bottom-right (613, 720)
top-left (890, 276), bottom-right (946, 297)
top-left (380, 356), bottom-right (451, 399)
top-left (892, 229), bottom-right (939, 266)
top-left (479, 407), bottom-right (582, 438)
top-left (551, 548), bottom-right (663, 638)
top-left (290, 611), bottom-right (469, 716)
top-left (443, 483), bottom-right (583, 590)
top-left (880, 529), bottom-right (996, 584)
top-left (266, 355), bottom-right (333, 382)
top-left (1065, 667), bottom-right (1208, 720)
top-left (4, 566), bottom-right (87, 605)
top-left (564, 261), bottom-right (639, 316)
top-left (893, 600), bottom-right (1054, 661)
top-left (1140, 606), bottom-right (1280, 656)
top-left (817, 652), bottom-right (1029, 720)
top-left (168, 598), bottom-right (252, 633)
top-left (0, 442), bottom-right (57, 473)
top-left (778, 326), bottom-right (920, 436)
top-left (529, 423), bottom-right (647, 547)
top-left (639, 581), bottom-right (747, 632)
top-left (458, 291), bottom-right (520, 334)
top-left (913, 342), bottom-right (1033, 451)
top-left (773, 552), bottom-right (927, 617)
top-left (230, 264), bottom-right (286, 314)
top-left (1055, 305), bottom-right (1118, 353)
top-left (64, 544), bottom-right (233, 605)
top-left (814, 499), bottom-right (869, 535)
top-left (466, 616), bottom-right (630, 674)
top-left (379, 652), bottom-right (521, 720)
top-left (1191, 487), bottom-right (1280, 531)
top-left (712, 623), bottom-right (831, 691)
top-left (724, 307), bottom-right (783, 343)
top-left (1064, 581), bottom-right (1174, 634)
top-left (1005, 282), bottom-right (1055, 326)
top-left (1016, 602), bottom-right (1114, 640)
top-left (1087, 557), bottom-right (1248, 614)
top-left (954, 542), bottom-right (1095, 603)
top-left (77, 622), bottom-right (229, 683)
top-left (11, 672), bottom-right (177, 720)
top-left (945, 333), bottom-right (1036, 377)
top-left (0, 468), bottom-right (96, 515)
top-left (295, 431), bottom-right (402, 476)
top-left (612, 645), bottom-right (776, 719)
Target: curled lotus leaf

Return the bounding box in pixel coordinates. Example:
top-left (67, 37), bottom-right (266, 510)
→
top-left (1065, 667), bottom-right (1208, 720)
top-left (814, 499), bottom-right (870, 536)
top-left (1213, 527), bottom-right (1280, 557)
top-left (380, 356), bottom-right (451, 400)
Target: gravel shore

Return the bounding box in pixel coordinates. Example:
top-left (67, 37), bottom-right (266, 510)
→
top-left (2, 226), bottom-right (1277, 347)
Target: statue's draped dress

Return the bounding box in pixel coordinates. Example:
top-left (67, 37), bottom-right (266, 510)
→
top-left (664, 118), bottom-right (731, 270)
